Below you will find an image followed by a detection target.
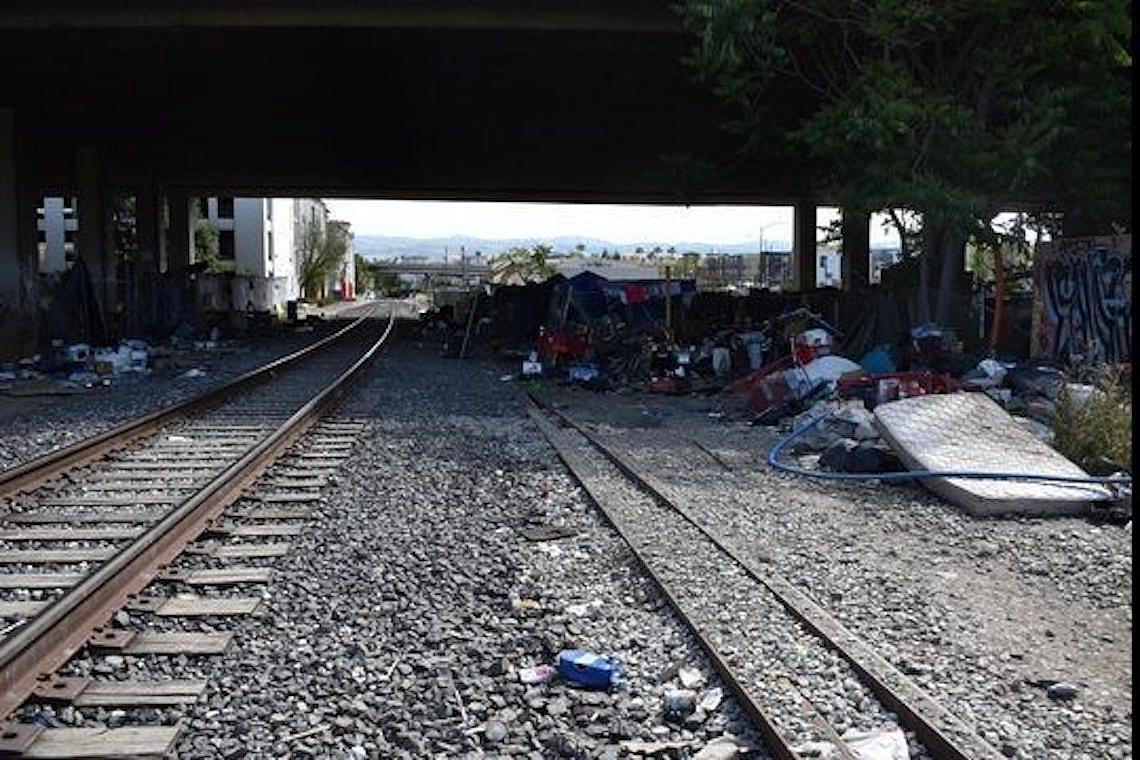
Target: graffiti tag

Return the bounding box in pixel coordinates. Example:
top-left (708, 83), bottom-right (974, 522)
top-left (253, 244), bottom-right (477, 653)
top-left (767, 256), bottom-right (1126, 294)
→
top-left (1036, 236), bottom-right (1131, 363)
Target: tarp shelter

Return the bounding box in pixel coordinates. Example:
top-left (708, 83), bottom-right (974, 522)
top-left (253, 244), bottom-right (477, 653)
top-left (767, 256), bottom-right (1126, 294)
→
top-left (548, 270), bottom-right (697, 331)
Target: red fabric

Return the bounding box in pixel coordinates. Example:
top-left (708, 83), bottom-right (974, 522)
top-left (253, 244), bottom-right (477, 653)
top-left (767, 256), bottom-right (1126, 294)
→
top-left (625, 284), bottom-right (649, 304)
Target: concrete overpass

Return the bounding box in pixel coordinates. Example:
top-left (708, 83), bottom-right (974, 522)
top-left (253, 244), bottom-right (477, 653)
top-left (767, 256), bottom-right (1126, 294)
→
top-left (370, 261), bottom-right (491, 280)
top-left (0, 2), bottom-right (920, 347)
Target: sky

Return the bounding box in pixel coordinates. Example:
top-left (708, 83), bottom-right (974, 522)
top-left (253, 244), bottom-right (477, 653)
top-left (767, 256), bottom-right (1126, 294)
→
top-left (325, 199), bottom-right (901, 248)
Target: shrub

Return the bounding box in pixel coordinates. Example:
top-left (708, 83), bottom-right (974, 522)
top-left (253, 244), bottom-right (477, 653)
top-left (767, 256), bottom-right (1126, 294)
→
top-left (1052, 369), bottom-right (1132, 474)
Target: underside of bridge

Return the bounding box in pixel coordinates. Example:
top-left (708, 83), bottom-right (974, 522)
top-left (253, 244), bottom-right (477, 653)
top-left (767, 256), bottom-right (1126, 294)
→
top-left (0, 2), bottom-right (844, 351)
top-left (0, 1), bottom-right (819, 202)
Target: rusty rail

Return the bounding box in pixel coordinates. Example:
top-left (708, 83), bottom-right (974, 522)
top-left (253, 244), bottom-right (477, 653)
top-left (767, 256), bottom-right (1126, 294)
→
top-left (527, 392), bottom-right (1003, 760)
top-left (0, 309), bottom-right (372, 499)
top-left (0, 309), bottom-right (395, 720)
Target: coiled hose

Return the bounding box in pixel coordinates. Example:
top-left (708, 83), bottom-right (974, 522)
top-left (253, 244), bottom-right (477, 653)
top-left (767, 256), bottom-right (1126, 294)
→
top-left (767, 411), bottom-right (1132, 490)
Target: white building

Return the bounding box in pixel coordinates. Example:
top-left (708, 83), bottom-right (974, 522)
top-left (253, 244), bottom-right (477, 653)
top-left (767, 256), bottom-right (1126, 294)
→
top-left (36, 197), bottom-right (78, 273)
top-left (36, 194), bottom-right (352, 313)
top-left (198, 197), bottom-right (301, 313)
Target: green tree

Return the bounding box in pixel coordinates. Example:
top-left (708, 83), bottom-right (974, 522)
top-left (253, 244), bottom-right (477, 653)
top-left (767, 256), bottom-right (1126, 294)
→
top-left (490, 243), bottom-right (557, 283)
top-left (679, 0), bottom-right (1131, 322)
top-left (189, 198), bottom-right (221, 273)
top-left (299, 218), bottom-right (351, 302)
top-left (354, 253), bottom-right (370, 295)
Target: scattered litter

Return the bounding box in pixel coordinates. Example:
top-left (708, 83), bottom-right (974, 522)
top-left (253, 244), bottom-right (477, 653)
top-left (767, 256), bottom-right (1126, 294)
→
top-left (499, 374), bottom-right (515, 382)
top-left (556, 650), bottom-right (621, 689)
top-left (522, 350), bottom-right (543, 376)
top-left (166, 435), bottom-right (192, 443)
top-left (180, 368), bottom-right (207, 379)
top-left (663, 688), bottom-right (697, 716)
top-left (694, 735), bottom-right (756, 759)
top-left (1046, 681), bottom-right (1080, 700)
top-left (517, 665), bottom-right (555, 684)
top-left (841, 726), bottom-right (910, 760)
top-left (568, 363), bottom-right (600, 383)
top-left (517, 524), bottom-right (576, 542)
top-left (792, 740), bottom-right (840, 758)
top-left (677, 666), bottom-right (705, 689)
top-left (510, 597), bottom-right (540, 612)
top-left (621, 740), bottom-right (691, 755)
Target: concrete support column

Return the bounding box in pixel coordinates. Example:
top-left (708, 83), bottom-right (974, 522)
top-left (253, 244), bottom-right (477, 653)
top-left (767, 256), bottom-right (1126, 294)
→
top-left (0, 110), bottom-right (21, 312)
top-left (76, 146), bottom-right (113, 316)
top-left (41, 198), bottom-right (68, 272)
top-left (135, 183), bottom-right (162, 277)
top-left (791, 202), bottom-right (818, 292)
top-left (840, 209), bottom-right (871, 290)
top-left (133, 182), bottom-right (163, 334)
top-left (166, 190), bottom-right (193, 273)
top-left (0, 108), bottom-right (38, 355)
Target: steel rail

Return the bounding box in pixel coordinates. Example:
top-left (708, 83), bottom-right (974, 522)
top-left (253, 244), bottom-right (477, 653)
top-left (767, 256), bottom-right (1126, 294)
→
top-left (522, 400), bottom-right (800, 760)
top-left (0, 308), bottom-right (375, 500)
top-left (0, 308), bottom-right (395, 721)
top-left (527, 392), bottom-right (1003, 760)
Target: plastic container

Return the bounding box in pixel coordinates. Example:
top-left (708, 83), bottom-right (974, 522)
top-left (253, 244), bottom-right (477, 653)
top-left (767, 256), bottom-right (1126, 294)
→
top-left (556, 650), bottom-right (620, 689)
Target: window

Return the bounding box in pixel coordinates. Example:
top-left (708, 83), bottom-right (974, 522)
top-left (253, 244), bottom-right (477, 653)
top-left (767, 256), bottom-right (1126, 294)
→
top-left (266, 201), bottom-right (273, 220)
top-left (216, 197), bottom-right (234, 218)
top-left (267, 232), bottom-right (274, 260)
top-left (196, 198), bottom-right (209, 218)
top-left (219, 229), bottom-right (235, 260)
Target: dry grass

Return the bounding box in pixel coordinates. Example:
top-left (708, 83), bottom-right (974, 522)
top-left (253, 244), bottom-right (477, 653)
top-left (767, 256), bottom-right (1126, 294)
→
top-left (1052, 369), bottom-right (1132, 473)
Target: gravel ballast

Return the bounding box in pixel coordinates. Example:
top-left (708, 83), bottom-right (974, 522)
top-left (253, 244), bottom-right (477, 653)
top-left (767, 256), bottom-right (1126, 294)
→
top-left (30, 339), bottom-right (768, 758)
top-left (0, 325), bottom-right (343, 471)
top-left (540, 386), bottom-right (1132, 760)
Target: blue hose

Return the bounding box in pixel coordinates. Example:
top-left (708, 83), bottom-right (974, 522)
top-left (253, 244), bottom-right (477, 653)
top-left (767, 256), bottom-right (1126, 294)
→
top-left (767, 412), bottom-right (1133, 488)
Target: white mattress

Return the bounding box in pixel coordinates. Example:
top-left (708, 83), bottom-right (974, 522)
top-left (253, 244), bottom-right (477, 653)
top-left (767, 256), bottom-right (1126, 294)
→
top-left (874, 393), bottom-right (1111, 516)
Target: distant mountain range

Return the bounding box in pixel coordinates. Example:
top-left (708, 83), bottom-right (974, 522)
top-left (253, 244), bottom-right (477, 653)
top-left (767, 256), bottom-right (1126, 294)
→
top-left (354, 234), bottom-right (793, 261)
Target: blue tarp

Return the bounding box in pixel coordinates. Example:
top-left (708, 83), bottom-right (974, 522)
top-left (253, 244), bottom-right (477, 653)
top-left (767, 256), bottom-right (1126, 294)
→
top-left (550, 271), bottom-right (698, 328)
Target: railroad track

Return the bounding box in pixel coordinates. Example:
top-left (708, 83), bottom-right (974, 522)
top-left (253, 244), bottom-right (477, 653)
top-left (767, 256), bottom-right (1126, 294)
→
top-left (526, 395), bottom-right (1005, 760)
top-left (0, 304), bottom-right (395, 757)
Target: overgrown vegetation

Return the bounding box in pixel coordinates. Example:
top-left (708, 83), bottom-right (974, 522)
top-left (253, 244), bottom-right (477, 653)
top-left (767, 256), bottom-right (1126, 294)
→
top-left (678, 0), bottom-right (1132, 320)
top-left (1053, 370), bottom-right (1132, 474)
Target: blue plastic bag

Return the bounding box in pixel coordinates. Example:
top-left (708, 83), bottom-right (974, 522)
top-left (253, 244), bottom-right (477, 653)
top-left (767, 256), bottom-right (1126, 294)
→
top-left (556, 650), bottom-right (620, 689)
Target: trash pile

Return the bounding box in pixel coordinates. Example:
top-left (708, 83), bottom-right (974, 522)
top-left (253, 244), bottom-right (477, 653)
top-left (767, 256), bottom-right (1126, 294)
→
top-left (0, 326), bottom-right (237, 396)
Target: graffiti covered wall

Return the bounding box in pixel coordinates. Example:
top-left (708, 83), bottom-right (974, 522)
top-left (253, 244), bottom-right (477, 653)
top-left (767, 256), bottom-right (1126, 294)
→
top-left (1032, 235), bottom-right (1131, 363)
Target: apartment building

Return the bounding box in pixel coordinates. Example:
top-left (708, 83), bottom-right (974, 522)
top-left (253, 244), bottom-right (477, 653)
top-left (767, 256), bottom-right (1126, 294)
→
top-left (195, 197), bottom-right (300, 313)
top-left (36, 197), bottom-right (78, 273)
top-left (37, 193), bottom-right (354, 312)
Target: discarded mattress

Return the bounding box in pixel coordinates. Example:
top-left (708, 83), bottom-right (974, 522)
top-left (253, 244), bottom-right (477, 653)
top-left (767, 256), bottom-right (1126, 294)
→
top-left (874, 392), bottom-right (1112, 516)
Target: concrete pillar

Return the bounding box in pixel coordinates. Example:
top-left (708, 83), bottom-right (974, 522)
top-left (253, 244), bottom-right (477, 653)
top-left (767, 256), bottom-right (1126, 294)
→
top-left (135, 183), bottom-right (162, 277)
top-left (0, 110), bottom-right (21, 312)
top-left (76, 146), bottom-right (113, 315)
top-left (791, 202), bottom-right (818, 292)
top-left (166, 190), bottom-right (193, 272)
top-left (0, 108), bottom-right (38, 356)
top-left (41, 197), bottom-right (68, 272)
top-left (840, 209), bottom-right (871, 290)
top-left (132, 182), bottom-right (163, 334)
